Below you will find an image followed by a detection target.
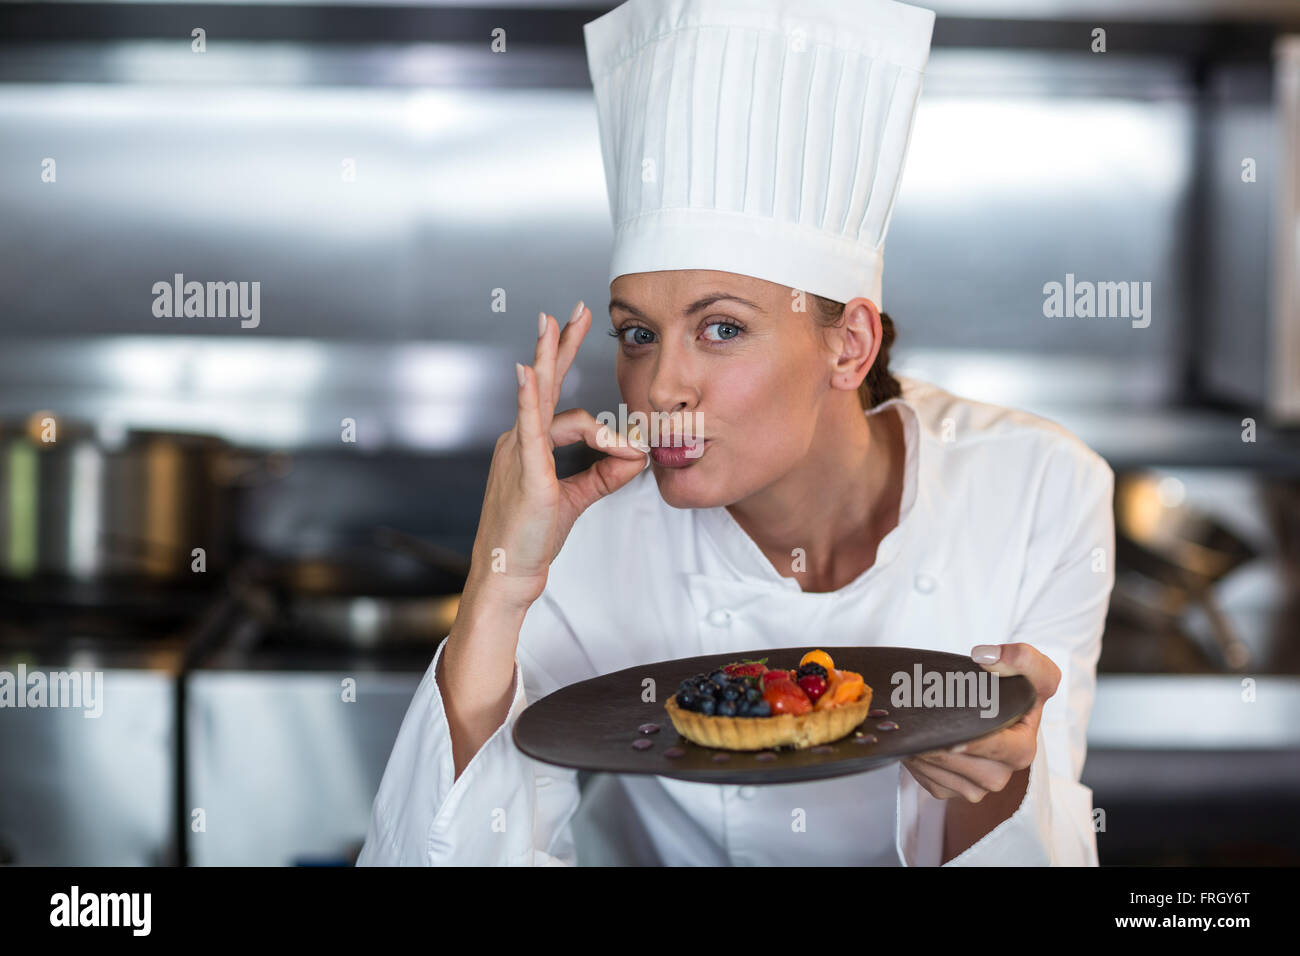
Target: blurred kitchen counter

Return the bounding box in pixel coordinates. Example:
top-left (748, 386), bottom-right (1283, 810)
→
top-left (1089, 674), bottom-right (1300, 749)
top-left (1084, 674), bottom-right (1300, 865)
top-left (1036, 405), bottom-right (1300, 472)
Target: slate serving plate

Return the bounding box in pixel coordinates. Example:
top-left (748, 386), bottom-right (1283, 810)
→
top-left (513, 646), bottom-right (1036, 785)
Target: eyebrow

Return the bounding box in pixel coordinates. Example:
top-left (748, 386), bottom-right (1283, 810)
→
top-left (608, 292), bottom-right (765, 321)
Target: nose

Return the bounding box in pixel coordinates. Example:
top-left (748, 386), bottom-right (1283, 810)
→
top-left (646, 349), bottom-right (701, 417)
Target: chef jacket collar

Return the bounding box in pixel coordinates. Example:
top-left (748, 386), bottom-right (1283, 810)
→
top-left (694, 382), bottom-right (921, 595)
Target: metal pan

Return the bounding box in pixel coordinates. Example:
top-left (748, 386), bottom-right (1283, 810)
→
top-left (231, 539), bottom-right (466, 649)
top-left (1114, 472), bottom-right (1259, 670)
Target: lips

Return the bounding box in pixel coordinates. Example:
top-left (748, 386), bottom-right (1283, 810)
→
top-left (650, 438), bottom-right (708, 468)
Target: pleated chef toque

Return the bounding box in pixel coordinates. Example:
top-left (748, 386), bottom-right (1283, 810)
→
top-left (583, 0), bottom-right (936, 310)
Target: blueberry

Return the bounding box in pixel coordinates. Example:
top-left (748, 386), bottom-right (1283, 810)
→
top-left (698, 697), bottom-right (716, 716)
top-left (709, 670), bottom-right (729, 684)
top-left (749, 700), bottom-right (772, 717)
top-left (721, 684), bottom-right (742, 701)
top-left (677, 691), bottom-right (697, 711)
top-left (734, 699), bottom-right (751, 717)
top-left (744, 686), bottom-right (763, 704)
top-left (716, 699), bottom-right (737, 717)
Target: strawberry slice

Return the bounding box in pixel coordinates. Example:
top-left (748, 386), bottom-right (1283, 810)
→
top-left (763, 679), bottom-right (812, 715)
top-left (723, 658), bottom-right (768, 679)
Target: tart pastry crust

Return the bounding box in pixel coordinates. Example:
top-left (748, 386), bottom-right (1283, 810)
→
top-left (665, 685), bottom-right (873, 751)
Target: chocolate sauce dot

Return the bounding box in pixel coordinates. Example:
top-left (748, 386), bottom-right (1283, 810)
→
top-left (852, 734), bottom-right (878, 745)
top-left (711, 752), bottom-right (731, 763)
top-left (755, 751), bottom-right (778, 761)
top-left (637, 723), bottom-right (661, 735)
top-left (876, 720), bottom-right (899, 731)
top-left (631, 737), bottom-right (653, 750)
top-left (663, 746), bottom-right (685, 759)
top-left (810, 745), bottom-right (834, 754)
top-left (868, 708), bottom-right (889, 718)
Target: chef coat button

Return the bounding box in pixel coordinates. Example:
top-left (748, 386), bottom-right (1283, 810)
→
top-left (914, 572), bottom-right (936, 594)
top-left (739, 786), bottom-right (756, 800)
top-left (706, 609), bottom-right (732, 627)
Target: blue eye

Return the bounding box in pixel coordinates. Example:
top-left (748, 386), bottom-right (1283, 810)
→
top-left (607, 326), bottom-right (656, 346)
top-left (703, 322), bottom-right (742, 342)
top-left (607, 321), bottom-right (744, 347)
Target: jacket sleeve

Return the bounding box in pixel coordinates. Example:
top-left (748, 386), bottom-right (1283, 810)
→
top-left (355, 593), bottom-right (585, 866)
top-left (897, 441), bottom-right (1115, 866)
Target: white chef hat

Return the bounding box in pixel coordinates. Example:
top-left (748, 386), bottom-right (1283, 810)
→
top-left (583, 0), bottom-right (936, 310)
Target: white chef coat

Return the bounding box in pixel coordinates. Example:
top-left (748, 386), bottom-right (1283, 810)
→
top-left (356, 374), bottom-right (1115, 866)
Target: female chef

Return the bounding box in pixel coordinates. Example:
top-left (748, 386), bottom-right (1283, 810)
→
top-left (358, 0), bottom-right (1114, 866)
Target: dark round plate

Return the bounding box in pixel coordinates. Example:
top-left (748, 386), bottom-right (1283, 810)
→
top-left (513, 646), bottom-right (1036, 784)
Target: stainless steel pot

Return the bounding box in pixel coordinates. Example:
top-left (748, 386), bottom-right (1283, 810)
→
top-left (0, 417), bottom-right (281, 584)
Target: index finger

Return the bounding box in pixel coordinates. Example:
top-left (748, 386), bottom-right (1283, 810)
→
top-left (951, 714), bottom-right (1038, 767)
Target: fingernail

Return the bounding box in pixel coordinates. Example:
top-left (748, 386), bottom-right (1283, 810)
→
top-left (641, 453), bottom-right (651, 472)
top-left (949, 744), bottom-right (966, 754)
top-left (971, 645), bottom-right (1001, 664)
top-left (567, 300), bottom-right (584, 327)
top-left (538, 311), bottom-right (547, 338)
top-left (515, 362), bottom-right (526, 387)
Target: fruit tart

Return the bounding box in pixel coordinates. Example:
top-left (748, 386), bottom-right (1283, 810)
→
top-left (664, 649), bottom-right (873, 751)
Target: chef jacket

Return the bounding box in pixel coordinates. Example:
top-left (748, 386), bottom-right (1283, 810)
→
top-left (356, 374), bottom-right (1115, 866)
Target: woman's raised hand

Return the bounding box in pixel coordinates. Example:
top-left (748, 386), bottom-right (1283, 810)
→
top-left (468, 301), bottom-right (650, 613)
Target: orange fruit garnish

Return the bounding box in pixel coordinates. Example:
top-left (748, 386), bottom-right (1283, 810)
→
top-left (833, 670), bottom-right (864, 701)
top-left (814, 670), bottom-right (864, 710)
top-left (800, 649), bottom-right (835, 673)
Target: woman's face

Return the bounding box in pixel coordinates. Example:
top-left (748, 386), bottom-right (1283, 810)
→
top-left (608, 269), bottom-right (870, 510)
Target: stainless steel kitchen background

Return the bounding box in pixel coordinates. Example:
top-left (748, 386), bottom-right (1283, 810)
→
top-left (1, 0), bottom-right (1298, 867)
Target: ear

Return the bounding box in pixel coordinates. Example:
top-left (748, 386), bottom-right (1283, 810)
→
top-left (826, 296), bottom-right (882, 393)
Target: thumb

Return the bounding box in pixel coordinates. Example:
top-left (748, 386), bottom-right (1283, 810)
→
top-left (969, 642), bottom-right (1060, 706)
top-left (561, 447), bottom-right (649, 514)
